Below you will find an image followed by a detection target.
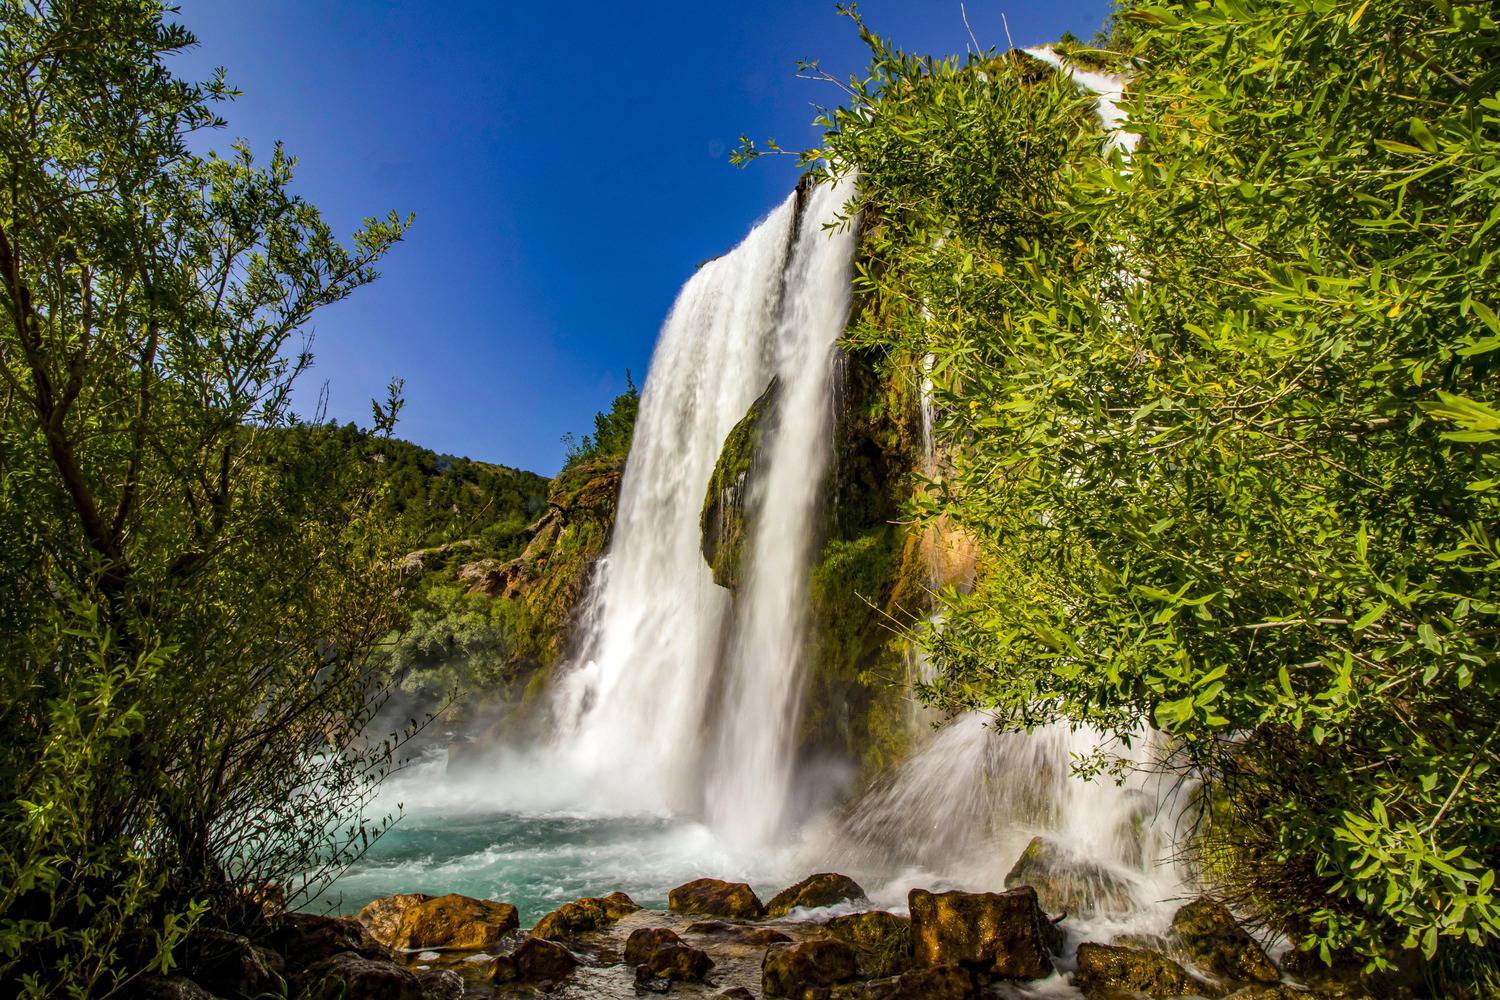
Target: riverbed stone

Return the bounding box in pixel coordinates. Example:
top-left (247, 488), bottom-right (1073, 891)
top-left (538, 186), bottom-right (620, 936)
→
top-left (489, 936), bottom-right (579, 986)
top-left (762, 939), bottom-right (862, 997)
top-left (270, 912), bottom-right (392, 966)
top-left (669, 877), bottom-right (767, 919)
top-left (767, 873), bottom-right (867, 917)
top-left (1170, 897), bottom-right (1280, 985)
top-left (822, 910), bottom-right (913, 977)
top-left (624, 927), bottom-right (714, 986)
top-left (532, 890), bottom-right (640, 940)
top-left (414, 968), bottom-right (464, 1000)
top-left (357, 891), bottom-right (519, 951)
top-left (301, 952), bottom-right (424, 1000)
top-left (829, 965), bottom-right (973, 999)
top-left (1072, 942), bottom-right (1213, 999)
top-left (1004, 836), bottom-right (1135, 917)
top-left (908, 886), bottom-right (1058, 980)
top-left (686, 919), bottom-right (792, 945)
top-left (1225, 987), bottom-right (1330, 1000)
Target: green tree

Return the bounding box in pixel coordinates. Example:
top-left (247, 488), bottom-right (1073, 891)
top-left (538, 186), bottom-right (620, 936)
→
top-left (0, 1), bottom-right (412, 994)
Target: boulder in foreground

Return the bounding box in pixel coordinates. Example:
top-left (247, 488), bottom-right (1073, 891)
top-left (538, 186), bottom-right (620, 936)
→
top-left (1072, 942), bottom-right (1211, 999)
top-left (829, 964), bottom-right (973, 999)
top-left (357, 891), bottom-right (519, 951)
top-left (532, 891), bottom-right (640, 940)
top-left (625, 926), bottom-right (713, 987)
top-left (1171, 896), bottom-right (1280, 985)
top-left (669, 877), bottom-right (767, 919)
top-left (489, 936), bottom-right (579, 986)
top-left (300, 952), bottom-right (424, 1000)
top-left (766, 872), bottom-right (867, 917)
top-left (908, 886), bottom-right (1059, 980)
top-left (762, 939), bottom-right (862, 997)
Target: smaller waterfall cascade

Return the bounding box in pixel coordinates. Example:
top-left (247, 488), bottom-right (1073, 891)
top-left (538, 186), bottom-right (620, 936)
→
top-left (707, 176), bottom-right (859, 846)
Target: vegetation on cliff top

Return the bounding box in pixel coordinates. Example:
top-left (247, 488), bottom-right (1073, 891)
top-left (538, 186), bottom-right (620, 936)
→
top-left (763, 0), bottom-right (1500, 989)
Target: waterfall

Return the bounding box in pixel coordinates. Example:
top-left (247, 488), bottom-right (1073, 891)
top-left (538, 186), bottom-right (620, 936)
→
top-left (553, 176), bottom-right (858, 840)
top-left (552, 193), bottom-right (799, 814)
top-left (706, 177), bottom-right (858, 846)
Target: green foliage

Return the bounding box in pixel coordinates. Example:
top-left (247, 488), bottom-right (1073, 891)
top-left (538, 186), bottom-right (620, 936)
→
top-left (373, 585), bottom-right (523, 699)
top-left (0, 1), bottom-right (413, 993)
top-left (562, 375), bottom-right (640, 470)
top-left (792, 0), bottom-right (1500, 987)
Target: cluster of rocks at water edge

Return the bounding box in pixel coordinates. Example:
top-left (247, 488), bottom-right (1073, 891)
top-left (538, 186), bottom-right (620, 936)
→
top-left (129, 865), bottom-right (1383, 999)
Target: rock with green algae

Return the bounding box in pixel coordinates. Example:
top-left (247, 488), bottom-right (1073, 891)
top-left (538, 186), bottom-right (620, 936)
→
top-left (821, 910), bottom-right (913, 978)
top-left (1072, 942), bottom-right (1216, 999)
top-left (531, 890), bottom-right (640, 940)
top-left (668, 877), bottom-right (767, 919)
top-left (762, 939), bottom-right (863, 998)
top-left (1170, 897), bottom-right (1280, 985)
top-left (1004, 835), bottom-right (1135, 917)
top-left (624, 927), bottom-right (714, 985)
top-left (700, 377), bottom-right (778, 588)
top-left (829, 965), bottom-right (973, 999)
top-left (766, 872), bottom-right (868, 917)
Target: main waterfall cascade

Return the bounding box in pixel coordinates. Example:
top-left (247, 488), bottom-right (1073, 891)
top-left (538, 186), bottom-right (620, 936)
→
top-left (551, 176), bottom-right (858, 829)
top-left (357, 60), bottom-right (1199, 946)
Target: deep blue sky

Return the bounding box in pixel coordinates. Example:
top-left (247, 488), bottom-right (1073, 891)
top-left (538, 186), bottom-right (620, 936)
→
top-left (175, 2), bottom-right (1110, 475)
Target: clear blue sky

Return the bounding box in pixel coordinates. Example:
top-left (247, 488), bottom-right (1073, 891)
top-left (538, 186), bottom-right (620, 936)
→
top-left (175, 1), bottom-right (1111, 475)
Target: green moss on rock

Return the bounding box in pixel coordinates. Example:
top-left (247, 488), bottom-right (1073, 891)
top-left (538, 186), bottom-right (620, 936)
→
top-left (700, 378), bottom-right (779, 588)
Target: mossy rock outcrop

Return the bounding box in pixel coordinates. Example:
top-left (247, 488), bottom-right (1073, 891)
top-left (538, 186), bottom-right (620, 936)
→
top-left (1169, 897), bottom-right (1279, 986)
top-left (822, 910), bottom-right (913, 978)
top-left (668, 878), bottom-right (767, 919)
top-left (700, 377), bottom-right (778, 589)
top-left (1072, 942), bottom-right (1214, 999)
top-left (908, 886), bottom-right (1060, 981)
top-left (762, 939), bottom-right (862, 998)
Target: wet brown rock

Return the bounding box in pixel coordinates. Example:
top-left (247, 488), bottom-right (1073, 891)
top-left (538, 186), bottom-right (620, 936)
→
top-left (301, 952), bottom-right (424, 1000)
top-left (908, 886), bottom-right (1058, 980)
top-left (180, 928), bottom-right (278, 998)
top-left (489, 936), bottom-right (579, 986)
top-left (1073, 942), bottom-right (1213, 999)
top-left (762, 939), bottom-right (862, 997)
top-left (270, 912), bottom-right (392, 967)
top-left (1171, 897), bottom-right (1280, 985)
top-left (718, 990), bottom-right (756, 1000)
top-left (532, 891), bottom-right (640, 940)
top-left (414, 968), bottom-right (465, 1000)
top-left (686, 920), bottom-right (791, 945)
top-left (357, 892), bottom-right (519, 951)
top-left (767, 873), bottom-right (867, 917)
top-left (132, 977), bottom-right (220, 1000)
top-left (669, 877), bottom-right (767, 919)
top-left (1225, 987), bottom-right (1330, 1000)
top-left (829, 964), bottom-right (974, 999)
top-left (1004, 836), bottom-right (1134, 917)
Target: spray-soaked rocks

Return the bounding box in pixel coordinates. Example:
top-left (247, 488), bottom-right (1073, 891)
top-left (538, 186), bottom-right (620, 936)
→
top-left (625, 927), bottom-right (714, 990)
top-left (829, 965), bottom-right (972, 1000)
top-left (1004, 836), bottom-right (1135, 917)
top-left (357, 891), bottom-right (520, 951)
top-left (1072, 942), bottom-right (1215, 999)
top-left (669, 877), bottom-right (768, 919)
top-left (299, 952), bottom-right (427, 1000)
top-left (820, 911), bottom-right (913, 978)
top-left (766, 872), bottom-right (867, 917)
top-left (908, 886), bottom-right (1062, 981)
top-left (531, 891), bottom-right (641, 940)
top-left (762, 939), bottom-right (863, 997)
top-left (489, 936), bottom-right (579, 988)
top-left (1169, 897), bottom-right (1280, 985)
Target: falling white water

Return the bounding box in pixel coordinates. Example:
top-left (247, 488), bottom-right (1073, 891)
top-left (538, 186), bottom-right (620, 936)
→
top-left (706, 177), bottom-right (859, 847)
top-left (551, 194), bottom-right (798, 813)
top-left (1025, 47), bottom-right (1139, 155)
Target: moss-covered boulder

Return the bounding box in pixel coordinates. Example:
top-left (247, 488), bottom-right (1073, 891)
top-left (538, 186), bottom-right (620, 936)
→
top-left (355, 892), bottom-right (518, 952)
top-left (908, 886), bottom-right (1059, 981)
top-left (822, 910), bottom-right (913, 978)
top-left (531, 891), bottom-right (640, 940)
top-left (766, 873), bottom-right (867, 917)
top-left (700, 378), bottom-right (778, 588)
top-left (1170, 897), bottom-right (1279, 985)
top-left (669, 878), bottom-right (767, 919)
top-left (829, 965), bottom-right (972, 999)
top-left (1004, 836), bottom-right (1134, 917)
top-left (489, 936), bottom-right (579, 986)
top-left (1072, 942), bottom-right (1215, 999)
top-left (762, 939), bottom-right (862, 998)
